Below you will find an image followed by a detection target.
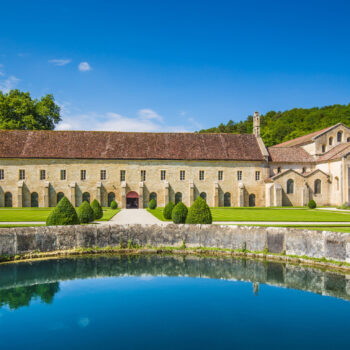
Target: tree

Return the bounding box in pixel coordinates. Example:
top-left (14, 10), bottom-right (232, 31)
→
top-left (110, 200), bottom-right (118, 209)
top-left (172, 201), bottom-right (188, 224)
top-left (91, 199), bottom-right (103, 220)
top-left (77, 201), bottom-right (95, 223)
top-left (186, 196), bottom-right (212, 224)
top-left (163, 201), bottom-right (175, 220)
top-left (0, 90), bottom-right (61, 130)
top-left (148, 198), bottom-right (157, 209)
top-left (46, 196), bottom-right (80, 226)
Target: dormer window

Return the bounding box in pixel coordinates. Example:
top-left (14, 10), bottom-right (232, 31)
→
top-left (329, 137), bottom-right (333, 146)
top-left (322, 144), bottom-right (326, 153)
top-left (337, 131), bottom-right (343, 142)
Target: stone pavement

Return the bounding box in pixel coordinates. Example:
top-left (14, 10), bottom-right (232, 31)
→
top-left (105, 208), bottom-right (167, 225)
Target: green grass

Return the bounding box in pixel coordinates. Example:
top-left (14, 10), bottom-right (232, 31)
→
top-left (0, 207), bottom-right (119, 222)
top-left (148, 207), bottom-right (350, 222)
top-left (0, 224), bottom-right (45, 228)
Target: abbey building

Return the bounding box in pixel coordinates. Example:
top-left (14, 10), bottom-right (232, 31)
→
top-left (0, 112), bottom-right (349, 208)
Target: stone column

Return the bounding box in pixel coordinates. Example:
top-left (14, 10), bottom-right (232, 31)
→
top-left (139, 182), bottom-right (144, 208)
top-left (69, 182), bottom-right (76, 207)
top-left (214, 182), bottom-right (219, 207)
top-left (96, 182), bottom-right (102, 204)
top-left (301, 183), bottom-right (310, 206)
top-left (121, 181), bottom-right (126, 208)
top-left (274, 184), bottom-right (282, 206)
top-left (164, 181), bottom-right (169, 206)
top-left (43, 182), bottom-right (50, 207)
top-left (189, 180), bottom-right (194, 206)
top-left (238, 183), bottom-right (245, 207)
top-left (17, 181), bottom-right (24, 207)
top-left (0, 188), bottom-right (4, 207)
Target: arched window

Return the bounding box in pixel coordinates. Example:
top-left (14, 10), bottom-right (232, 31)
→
top-left (82, 192), bottom-right (90, 203)
top-left (286, 179), bottom-right (294, 194)
top-left (249, 194), bottom-right (256, 207)
top-left (31, 192), bottom-right (39, 207)
top-left (224, 192), bottom-right (231, 207)
top-left (314, 179), bottom-right (321, 194)
top-left (4, 192), bottom-right (12, 207)
top-left (175, 192), bottom-right (182, 204)
top-left (277, 167), bottom-right (281, 173)
top-left (337, 131), bottom-right (343, 142)
top-left (322, 144), bottom-right (326, 153)
top-left (347, 137), bottom-right (350, 142)
top-left (57, 192), bottom-right (64, 204)
top-left (329, 137), bottom-right (333, 145)
top-left (200, 192), bottom-right (207, 202)
top-left (302, 167), bottom-right (306, 173)
top-left (108, 192), bottom-right (115, 207)
top-left (335, 177), bottom-right (339, 191)
top-left (149, 192), bottom-right (157, 203)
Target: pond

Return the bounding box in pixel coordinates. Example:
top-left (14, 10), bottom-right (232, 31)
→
top-left (0, 255), bottom-right (349, 350)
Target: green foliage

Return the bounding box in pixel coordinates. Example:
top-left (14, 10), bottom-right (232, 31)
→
top-left (148, 198), bottom-right (157, 209)
top-left (110, 200), bottom-right (118, 209)
top-left (77, 201), bottom-right (95, 223)
top-left (308, 200), bottom-right (317, 209)
top-left (199, 104), bottom-right (350, 147)
top-left (0, 90), bottom-right (61, 130)
top-left (172, 201), bottom-right (188, 224)
top-left (46, 196), bottom-right (80, 226)
top-left (91, 199), bottom-right (103, 220)
top-left (163, 201), bottom-right (175, 220)
top-left (185, 197), bottom-right (212, 224)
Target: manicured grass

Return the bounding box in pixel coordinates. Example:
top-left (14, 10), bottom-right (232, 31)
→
top-left (0, 207), bottom-right (119, 222)
top-left (0, 224), bottom-right (45, 228)
top-left (148, 207), bottom-right (350, 222)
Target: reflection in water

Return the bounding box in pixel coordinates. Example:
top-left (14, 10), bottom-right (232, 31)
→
top-left (0, 255), bottom-right (349, 309)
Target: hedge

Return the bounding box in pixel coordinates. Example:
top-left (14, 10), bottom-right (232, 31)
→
top-left (172, 201), bottom-right (188, 224)
top-left (91, 199), bottom-right (103, 220)
top-left (46, 196), bottom-right (80, 226)
top-left (110, 200), bottom-right (118, 209)
top-left (148, 198), bottom-right (157, 210)
top-left (77, 201), bottom-right (95, 223)
top-left (163, 201), bottom-right (175, 220)
top-left (185, 196), bottom-right (212, 224)
top-left (308, 200), bottom-right (317, 209)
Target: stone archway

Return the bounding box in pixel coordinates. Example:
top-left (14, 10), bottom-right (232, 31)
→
top-left (126, 191), bottom-right (139, 209)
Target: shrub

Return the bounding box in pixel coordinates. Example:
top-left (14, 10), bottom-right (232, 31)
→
top-left (172, 201), bottom-right (188, 224)
top-left (148, 198), bottom-right (157, 209)
top-left (308, 199), bottom-right (317, 209)
top-left (186, 196), bottom-right (212, 224)
top-left (163, 201), bottom-right (175, 220)
top-left (110, 200), bottom-right (118, 209)
top-left (77, 201), bottom-right (95, 223)
top-left (46, 196), bottom-right (80, 226)
top-left (91, 199), bottom-right (103, 220)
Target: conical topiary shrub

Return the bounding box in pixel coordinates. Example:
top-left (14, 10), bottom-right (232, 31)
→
top-left (148, 198), bottom-right (157, 209)
top-left (91, 199), bottom-right (103, 220)
top-left (172, 201), bottom-right (188, 224)
top-left (163, 201), bottom-right (175, 220)
top-left (185, 196), bottom-right (212, 224)
top-left (77, 201), bottom-right (95, 223)
top-left (308, 199), bottom-right (317, 209)
top-left (110, 200), bottom-right (118, 209)
top-left (46, 196), bottom-right (80, 226)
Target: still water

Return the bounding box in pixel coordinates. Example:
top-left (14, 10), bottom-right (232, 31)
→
top-left (0, 255), bottom-right (350, 350)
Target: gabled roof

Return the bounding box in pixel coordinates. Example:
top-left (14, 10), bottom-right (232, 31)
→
top-left (268, 147), bottom-right (315, 163)
top-left (265, 168), bottom-right (330, 183)
top-left (0, 130), bottom-right (266, 161)
top-left (272, 123), bottom-right (349, 148)
top-left (317, 143), bottom-right (350, 162)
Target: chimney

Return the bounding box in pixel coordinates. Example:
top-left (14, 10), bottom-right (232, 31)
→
top-left (253, 111), bottom-right (260, 137)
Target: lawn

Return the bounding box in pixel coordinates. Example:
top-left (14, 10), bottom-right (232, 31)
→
top-left (0, 207), bottom-right (119, 222)
top-left (148, 207), bottom-right (350, 222)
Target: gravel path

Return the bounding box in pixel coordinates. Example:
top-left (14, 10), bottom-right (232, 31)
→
top-left (105, 209), bottom-right (167, 225)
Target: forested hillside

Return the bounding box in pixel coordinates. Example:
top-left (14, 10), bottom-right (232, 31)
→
top-left (198, 104), bottom-right (350, 147)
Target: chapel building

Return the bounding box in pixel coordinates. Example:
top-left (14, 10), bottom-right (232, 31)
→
top-left (0, 112), bottom-right (349, 208)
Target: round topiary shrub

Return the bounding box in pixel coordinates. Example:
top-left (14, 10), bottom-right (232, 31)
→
top-left (308, 199), bottom-right (317, 209)
top-left (186, 196), bottom-right (212, 224)
top-left (110, 200), bottom-right (118, 209)
top-left (91, 199), bottom-right (103, 220)
top-left (148, 198), bottom-right (157, 210)
top-left (163, 201), bottom-right (175, 220)
top-left (172, 201), bottom-right (188, 224)
top-left (46, 196), bottom-right (80, 226)
top-left (77, 201), bottom-right (95, 223)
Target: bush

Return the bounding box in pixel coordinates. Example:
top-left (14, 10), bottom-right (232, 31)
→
top-left (148, 198), bottom-right (157, 209)
top-left (77, 201), bottom-right (95, 223)
top-left (186, 196), bottom-right (212, 224)
top-left (163, 201), bottom-right (175, 220)
top-left (46, 196), bottom-right (80, 226)
top-left (172, 201), bottom-right (188, 224)
top-left (308, 200), bottom-right (317, 209)
top-left (110, 200), bottom-right (118, 209)
top-left (91, 199), bottom-right (103, 220)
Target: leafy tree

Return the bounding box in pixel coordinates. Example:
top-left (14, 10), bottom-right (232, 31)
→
top-left (0, 89), bottom-right (61, 130)
top-left (91, 199), bottom-right (103, 220)
top-left (77, 201), bottom-right (95, 223)
top-left (110, 200), bottom-right (118, 209)
top-left (172, 201), bottom-right (188, 224)
top-left (46, 196), bottom-right (80, 226)
top-left (163, 201), bottom-right (175, 220)
top-left (148, 198), bottom-right (157, 209)
top-left (186, 196), bottom-right (212, 224)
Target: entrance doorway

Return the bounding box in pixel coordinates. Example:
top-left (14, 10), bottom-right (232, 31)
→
top-left (126, 191), bottom-right (139, 209)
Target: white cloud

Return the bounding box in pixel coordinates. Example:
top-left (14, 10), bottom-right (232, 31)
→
top-left (138, 108), bottom-right (163, 122)
top-left (0, 76), bottom-right (20, 93)
top-left (49, 59), bottom-right (71, 66)
top-left (78, 62), bottom-right (91, 72)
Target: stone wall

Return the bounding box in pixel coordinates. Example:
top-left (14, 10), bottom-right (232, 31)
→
top-left (0, 224), bottom-right (350, 263)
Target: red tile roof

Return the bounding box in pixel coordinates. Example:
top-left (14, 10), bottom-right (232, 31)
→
top-left (268, 147), bottom-right (315, 163)
top-left (317, 143), bottom-right (350, 162)
top-left (0, 130), bottom-right (266, 161)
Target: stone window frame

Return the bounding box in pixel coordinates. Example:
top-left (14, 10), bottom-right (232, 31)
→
top-left (40, 169), bottom-right (46, 180)
top-left (286, 179), bottom-right (294, 194)
top-left (160, 170), bottom-right (166, 181)
top-left (314, 179), bottom-right (321, 194)
top-left (322, 144), bottom-right (326, 153)
top-left (237, 170), bottom-right (242, 181)
top-left (120, 170), bottom-right (126, 182)
top-left (60, 169), bottom-right (66, 180)
top-left (180, 170), bottom-right (185, 181)
top-left (199, 170), bottom-right (205, 181)
top-left (100, 170), bottom-right (107, 180)
top-left (19, 169), bottom-right (25, 180)
top-left (141, 170), bottom-right (146, 182)
top-left (81, 169), bottom-right (86, 181)
top-left (255, 171), bottom-right (260, 181)
top-left (329, 136), bottom-right (333, 146)
top-left (337, 131), bottom-right (343, 142)
top-left (0, 169), bottom-right (4, 180)
top-left (218, 170), bottom-right (223, 181)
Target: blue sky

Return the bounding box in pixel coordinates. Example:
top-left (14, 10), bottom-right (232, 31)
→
top-left (1, 0), bottom-right (350, 131)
